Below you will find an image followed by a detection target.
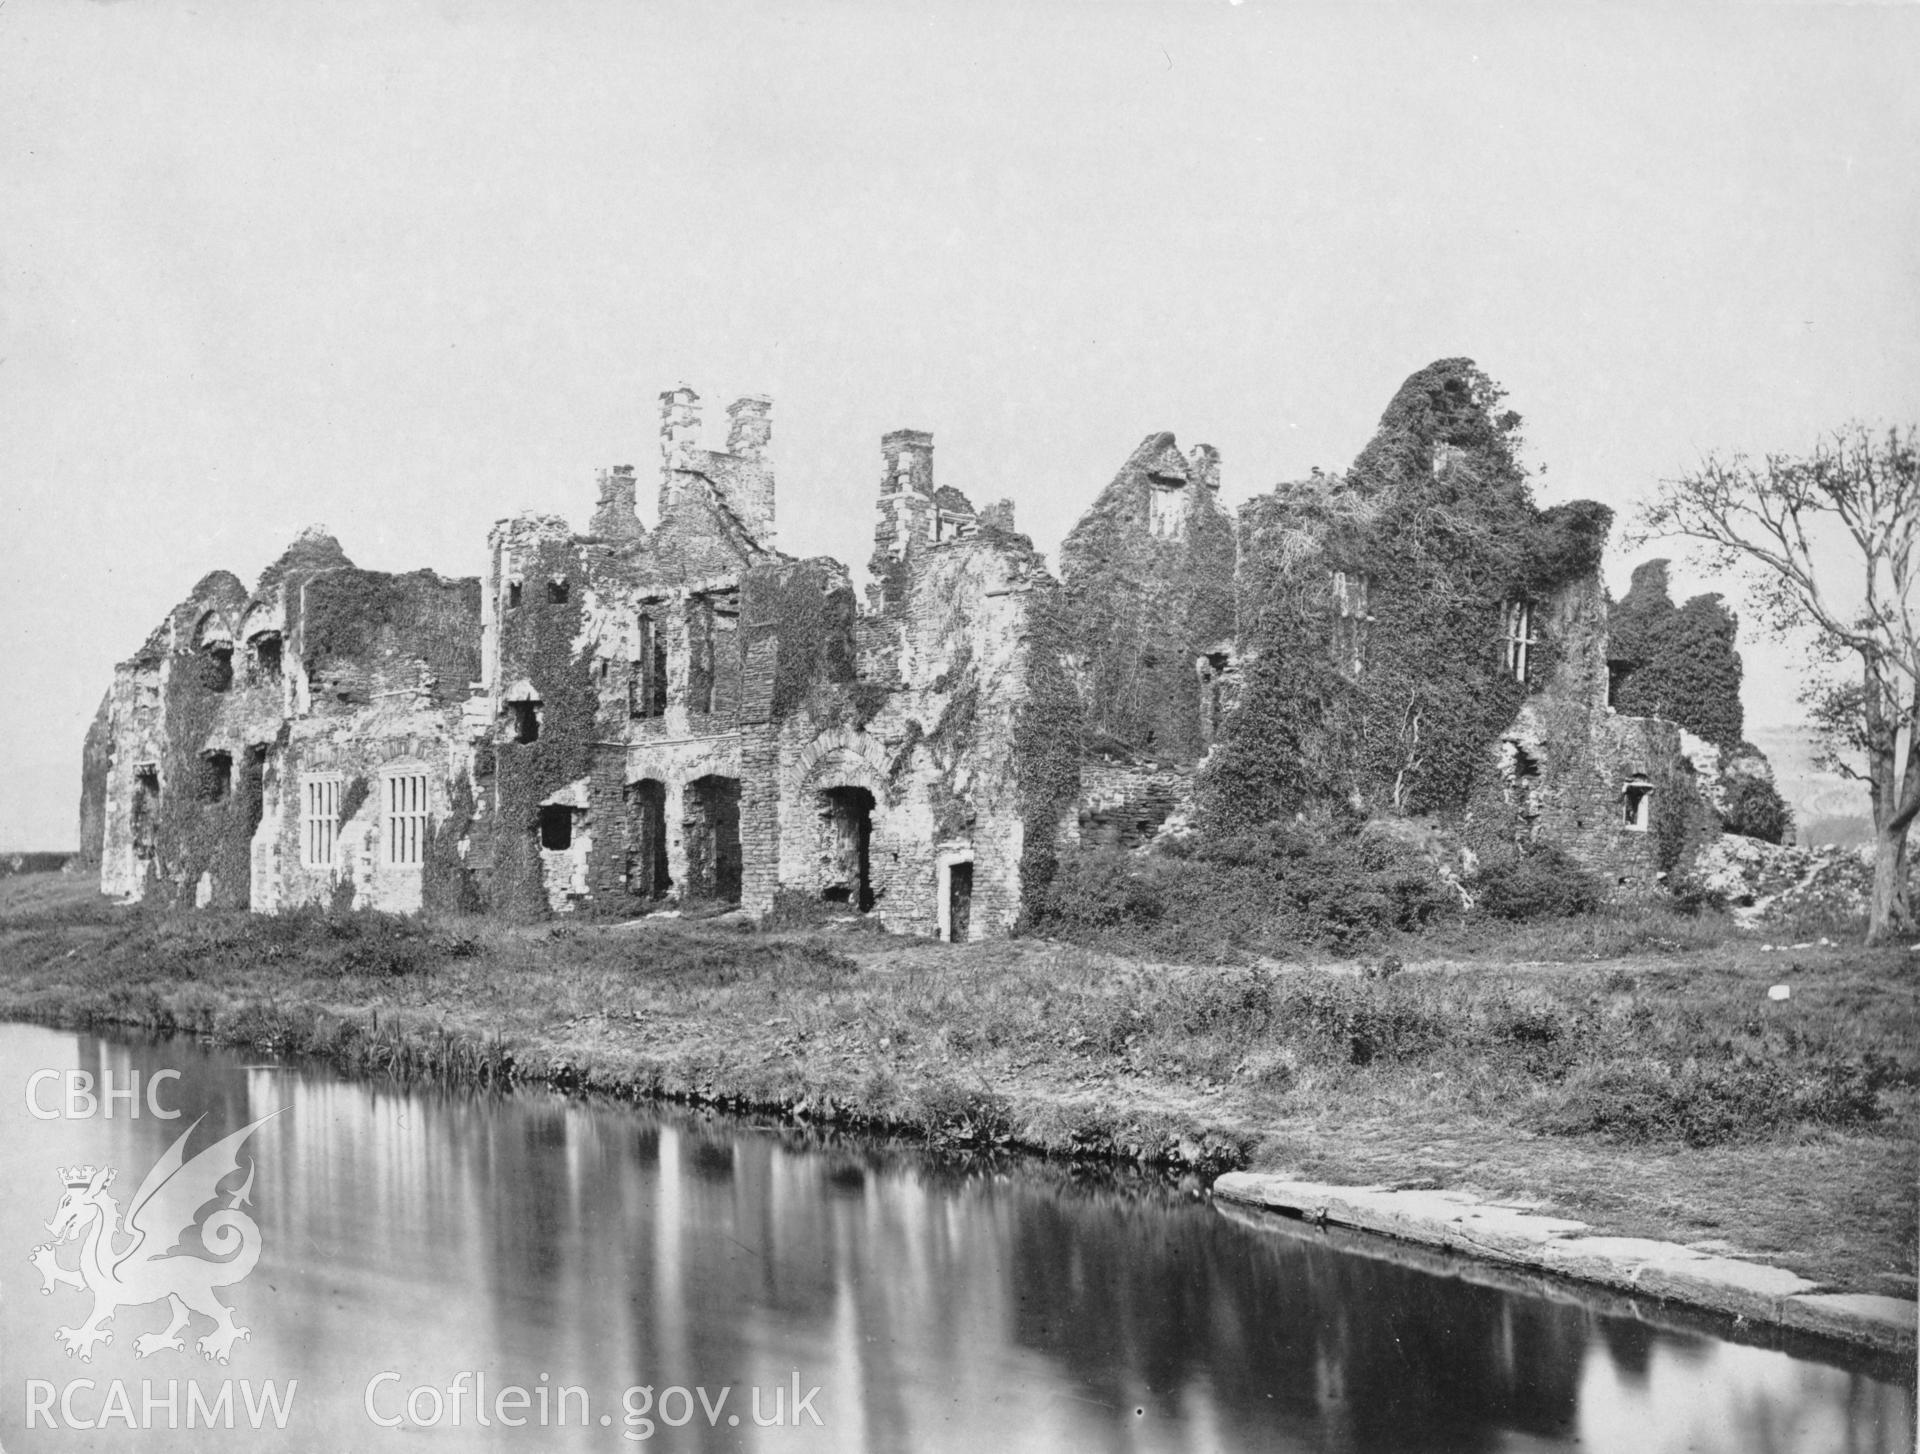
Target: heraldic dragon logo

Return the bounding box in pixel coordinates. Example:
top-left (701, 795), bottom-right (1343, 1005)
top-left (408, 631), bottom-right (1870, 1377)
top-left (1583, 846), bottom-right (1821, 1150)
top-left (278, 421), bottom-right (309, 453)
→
top-left (26, 1112), bottom-right (279, 1364)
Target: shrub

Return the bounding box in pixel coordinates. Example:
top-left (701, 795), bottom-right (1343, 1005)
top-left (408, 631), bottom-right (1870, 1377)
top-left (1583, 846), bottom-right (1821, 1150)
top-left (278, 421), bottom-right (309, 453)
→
top-left (1721, 770), bottom-right (1793, 845)
top-left (1033, 823), bottom-right (1457, 957)
top-left (1540, 1054), bottom-right (1885, 1147)
top-left (1038, 848), bottom-right (1168, 933)
top-left (1470, 846), bottom-right (1601, 921)
top-left (761, 888), bottom-right (856, 931)
top-left (1274, 975), bottom-right (1448, 1065)
top-left (913, 1080), bottom-right (1012, 1146)
top-left (1163, 969), bottom-right (1277, 1036)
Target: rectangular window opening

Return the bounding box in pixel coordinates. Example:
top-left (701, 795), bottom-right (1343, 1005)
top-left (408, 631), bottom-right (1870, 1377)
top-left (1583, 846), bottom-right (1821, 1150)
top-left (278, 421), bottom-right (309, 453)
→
top-left (509, 700), bottom-right (541, 744)
top-left (131, 766), bottom-right (160, 861)
top-left (1607, 659), bottom-right (1634, 709)
top-left (1331, 572), bottom-right (1370, 676)
top-left (1502, 601), bottom-right (1538, 682)
top-left (303, 775), bottom-right (341, 868)
top-left (688, 596), bottom-right (716, 715)
top-left (547, 579), bottom-right (569, 604)
top-left (539, 805), bottom-right (575, 851)
top-left (630, 615), bottom-right (668, 719)
top-left (203, 750), bottom-right (232, 803)
top-left (251, 633), bottom-right (283, 681)
top-left (507, 580), bottom-right (523, 609)
top-left (1624, 780), bottom-right (1653, 831)
top-left (384, 771), bottom-right (429, 866)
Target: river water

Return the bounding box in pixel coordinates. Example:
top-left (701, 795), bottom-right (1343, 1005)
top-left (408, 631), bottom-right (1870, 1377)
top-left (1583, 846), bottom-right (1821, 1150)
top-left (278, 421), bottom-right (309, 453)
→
top-left (0, 1022), bottom-right (1910, 1452)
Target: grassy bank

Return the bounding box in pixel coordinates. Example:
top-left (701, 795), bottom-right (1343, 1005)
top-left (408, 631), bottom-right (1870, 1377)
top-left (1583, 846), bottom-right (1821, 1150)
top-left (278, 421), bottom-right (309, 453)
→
top-left (2, 875), bottom-right (1914, 1298)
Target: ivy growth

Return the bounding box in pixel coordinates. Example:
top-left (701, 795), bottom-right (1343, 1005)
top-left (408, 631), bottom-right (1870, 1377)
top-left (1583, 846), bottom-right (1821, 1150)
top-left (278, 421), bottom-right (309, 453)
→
top-left (1202, 359), bottom-right (1613, 832)
top-left (742, 561), bottom-right (859, 720)
top-left (1013, 586), bottom-right (1087, 927)
top-left (152, 646), bottom-right (259, 909)
top-left (1058, 433), bottom-right (1237, 763)
top-left (485, 537), bottom-right (598, 919)
top-left (297, 570), bottom-right (482, 709)
top-left (423, 771), bottom-right (483, 913)
top-left (1608, 560), bottom-right (1745, 747)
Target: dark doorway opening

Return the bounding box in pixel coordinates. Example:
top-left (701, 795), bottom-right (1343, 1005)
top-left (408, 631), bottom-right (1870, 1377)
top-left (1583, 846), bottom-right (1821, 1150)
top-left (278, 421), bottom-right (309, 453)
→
top-left (818, 786), bottom-right (874, 911)
top-left (251, 633), bottom-right (283, 680)
top-left (539, 805), bottom-right (574, 851)
top-left (685, 775), bottom-right (742, 904)
top-left (626, 779), bottom-right (670, 896)
top-left (947, 861), bottom-right (973, 943)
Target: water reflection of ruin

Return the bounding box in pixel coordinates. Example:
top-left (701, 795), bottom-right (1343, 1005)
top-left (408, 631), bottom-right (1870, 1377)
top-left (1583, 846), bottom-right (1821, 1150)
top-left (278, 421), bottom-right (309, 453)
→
top-left (18, 1030), bottom-right (1909, 1454)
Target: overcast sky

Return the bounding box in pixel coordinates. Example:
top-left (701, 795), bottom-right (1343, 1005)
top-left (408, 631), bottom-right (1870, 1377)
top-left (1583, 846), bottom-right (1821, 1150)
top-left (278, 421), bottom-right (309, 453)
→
top-left (3, 0), bottom-right (1916, 851)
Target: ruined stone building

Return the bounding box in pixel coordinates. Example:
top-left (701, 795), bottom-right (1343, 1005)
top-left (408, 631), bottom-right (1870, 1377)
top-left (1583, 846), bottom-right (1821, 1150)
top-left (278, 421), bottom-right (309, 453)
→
top-left (78, 360), bottom-right (1725, 935)
top-left (82, 388), bottom-right (1074, 938)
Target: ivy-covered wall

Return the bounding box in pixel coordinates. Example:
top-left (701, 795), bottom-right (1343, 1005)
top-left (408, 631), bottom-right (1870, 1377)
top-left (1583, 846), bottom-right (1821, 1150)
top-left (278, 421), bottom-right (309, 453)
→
top-left (90, 533), bottom-right (484, 916)
top-left (1012, 585), bottom-right (1086, 927)
top-left (298, 569), bottom-right (482, 709)
top-left (150, 644), bottom-right (261, 909)
top-left (1202, 359), bottom-right (1613, 833)
top-left (94, 571), bottom-right (250, 903)
top-left (1607, 559), bottom-right (1745, 748)
top-left (482, 532), bottom-right (597, 919)
top-left (741, 559), bottom-right (860, 721)
top-left (86, 370), bottom-right (1734, 931)
top-left (1059, 432), bottom-right (1236, 763)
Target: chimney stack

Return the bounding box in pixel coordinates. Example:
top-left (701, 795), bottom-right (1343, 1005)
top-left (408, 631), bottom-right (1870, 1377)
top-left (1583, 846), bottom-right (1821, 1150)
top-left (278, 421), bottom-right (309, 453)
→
top-left (726, 396), bottom-right (772, 461)
top-left (880, 429), bottom-right (935, 497)
top-left (660, 386), bottom-right (701, 475)
top-left (590, 465), bottom-right (643, 539)
top-left (1188, 444), bottom-right (1222, 492)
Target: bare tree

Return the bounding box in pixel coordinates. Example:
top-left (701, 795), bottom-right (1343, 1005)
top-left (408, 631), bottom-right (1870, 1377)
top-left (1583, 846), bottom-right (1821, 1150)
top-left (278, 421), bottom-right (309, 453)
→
top-left (1636, 423), bottom-right (1920, 944)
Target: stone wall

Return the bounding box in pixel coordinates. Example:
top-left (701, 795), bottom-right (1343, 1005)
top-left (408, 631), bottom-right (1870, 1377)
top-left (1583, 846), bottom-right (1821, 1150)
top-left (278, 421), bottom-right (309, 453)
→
top-left (1076, 760), bottom-right (1196, 849)
top-left (87, 362), bottom-right (1725, 933)
top-left (96, 570), bottom-right (249, 903)
top-left (92, 530), bottom-right (481, 914)
top-left (75, 691), bottom-right (112, 871)
top-left (1059, 432), bottom-right (1236, 764)
top-left (1464, 572), bottom-right (1715, 889)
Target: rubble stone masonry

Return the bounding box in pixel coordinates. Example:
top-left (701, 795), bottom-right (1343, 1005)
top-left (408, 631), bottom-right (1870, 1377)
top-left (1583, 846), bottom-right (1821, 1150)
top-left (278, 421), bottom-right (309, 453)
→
top-left (81, 362), bottom-right (1719, 933)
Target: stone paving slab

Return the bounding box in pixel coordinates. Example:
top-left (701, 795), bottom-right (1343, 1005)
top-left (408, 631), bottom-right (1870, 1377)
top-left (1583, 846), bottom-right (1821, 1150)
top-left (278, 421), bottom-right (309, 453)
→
top-left (1212, 1172), bottom-right (1917, 1356)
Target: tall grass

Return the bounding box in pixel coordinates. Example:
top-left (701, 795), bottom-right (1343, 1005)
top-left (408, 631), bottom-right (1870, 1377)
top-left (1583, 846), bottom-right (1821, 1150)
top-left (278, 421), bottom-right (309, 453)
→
top-left (1, 878), bottom-right (1911, 1159)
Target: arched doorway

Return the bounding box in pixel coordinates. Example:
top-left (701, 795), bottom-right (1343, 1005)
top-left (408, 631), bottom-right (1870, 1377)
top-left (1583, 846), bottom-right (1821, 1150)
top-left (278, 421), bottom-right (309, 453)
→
top-left (685, 775), bottom-right (742, 905)
top-left (625, 779), bottom-right (670, 897)
top-left (817, 785), bottom-right (874, 911)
